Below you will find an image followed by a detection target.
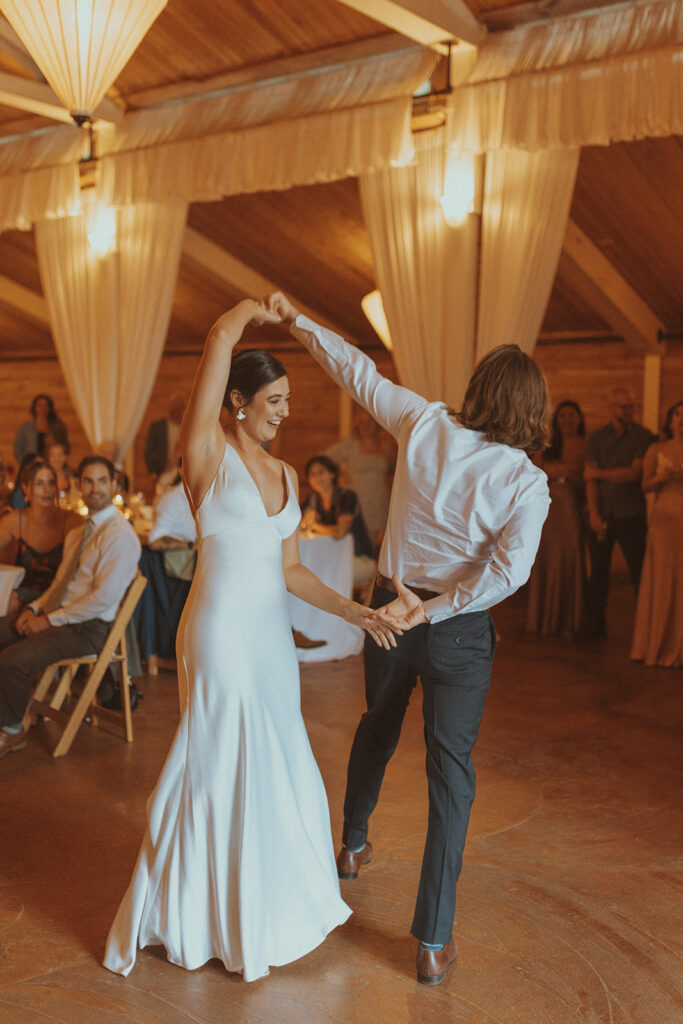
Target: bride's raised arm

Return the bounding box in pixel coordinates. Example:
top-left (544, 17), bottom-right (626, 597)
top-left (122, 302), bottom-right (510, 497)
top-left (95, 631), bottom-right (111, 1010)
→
top-left (180, 299), bottom-right (277, 508)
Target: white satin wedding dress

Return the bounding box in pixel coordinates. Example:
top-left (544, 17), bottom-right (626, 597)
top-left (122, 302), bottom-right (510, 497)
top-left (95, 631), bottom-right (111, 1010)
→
top-left (104, 443), bottom-right (350, 982)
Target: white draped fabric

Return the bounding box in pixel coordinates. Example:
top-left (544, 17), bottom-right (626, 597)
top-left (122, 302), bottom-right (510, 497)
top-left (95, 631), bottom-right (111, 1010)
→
top-left (476, 146), bottom-right (580, 359)
top-left (0, 97), bottom-right (416, 234)
top-left (97, 97), bottom-right (416, 207)
top-left (447, 45), bottom-right (682, 153)
top-left (35, 201), bottom-right (187, 459)
top-left (361, 132), bottom-right (581, 403)
top-left (467, 0), bottom-right (681, 82)
top-left (360, 130), bottom-right (480, 408)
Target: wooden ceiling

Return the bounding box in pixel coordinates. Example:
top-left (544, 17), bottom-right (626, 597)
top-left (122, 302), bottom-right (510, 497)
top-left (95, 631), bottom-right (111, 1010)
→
top-left (0, 0), bottom-right (680, 361)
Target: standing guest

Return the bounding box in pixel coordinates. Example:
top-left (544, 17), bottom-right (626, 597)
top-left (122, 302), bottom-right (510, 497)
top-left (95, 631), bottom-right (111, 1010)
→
top-left (13, 393), bottom-right (69, 463)
top-left (104, 300), bottom-right (394, 982)
top-left (266, 290), bottom-right (550, 986)
top-left (301, 454), bottom-right (375, 586)
top-left (0, 456), bottom-right (141, 758)
top-left (526, 401), bottom-right (587, 637)
top-left (326, 406), bottom-right (395, 552)
top-left (144, 393), bottom-right (185, 487)
top-left (47, 441), bottom-right (74, 506)
top-left (580, 388), bottom-right (655, 638)
top-left (631, 400), bottom-right (683, 667)
top-left (0, 458), bottom-right (81, 611)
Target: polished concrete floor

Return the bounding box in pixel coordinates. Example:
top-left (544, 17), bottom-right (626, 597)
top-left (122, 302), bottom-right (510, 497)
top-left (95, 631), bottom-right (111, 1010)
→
top-left (0, 575), bottom-right (681, 1024)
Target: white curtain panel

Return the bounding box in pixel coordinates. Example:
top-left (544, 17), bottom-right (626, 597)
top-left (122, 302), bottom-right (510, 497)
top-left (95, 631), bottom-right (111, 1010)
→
top-left (35, 200), bottom-right (187, 458)
top-left (98, 97), bottom-right (415, 207)
top-left (447, 45), bottom-right (682, 153)
top-left (468, 0), bottom-right (680, 83)
top-left (476, 146), bottom-right (580, 359)
top-left (0, 97), bottom-right (415, 234)
top-left (360, 129), bottom-right (480, 409)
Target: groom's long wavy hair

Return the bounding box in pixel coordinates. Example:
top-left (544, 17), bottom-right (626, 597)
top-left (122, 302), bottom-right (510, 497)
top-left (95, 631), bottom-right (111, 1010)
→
top-left (223, 350), bottom-right (287, 412)
top-left (456, 344), bottom-right (550, 454)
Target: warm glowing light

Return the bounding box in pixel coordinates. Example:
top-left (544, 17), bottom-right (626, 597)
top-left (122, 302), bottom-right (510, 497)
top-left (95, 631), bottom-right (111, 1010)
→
top-left (0, 0), bottom-right (168, 122)
top-left (361, 290), bottom-right (393, 351)
top-left (78, 504), bottom-right (89, 517)
top-left (440, 154), bottom-right (476, 227)
top-left (113, 493), bottom-right (124, 506)
top-left (87, 206), bottom-right (116, 255)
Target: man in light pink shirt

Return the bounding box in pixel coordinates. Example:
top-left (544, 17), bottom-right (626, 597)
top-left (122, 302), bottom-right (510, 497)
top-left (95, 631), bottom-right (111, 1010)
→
top-left (267, 292), bottom-right (550, 986)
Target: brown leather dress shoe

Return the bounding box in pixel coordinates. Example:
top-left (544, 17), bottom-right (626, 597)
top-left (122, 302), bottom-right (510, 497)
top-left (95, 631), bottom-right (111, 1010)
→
top-left (292, 629), bottom-right (327, 649)
top-left (0, 728), bottom-right (27, 759)
top-left (416, 939), bottom-right (457, 985)
top-left (336, 841), bottom-right (373, 880)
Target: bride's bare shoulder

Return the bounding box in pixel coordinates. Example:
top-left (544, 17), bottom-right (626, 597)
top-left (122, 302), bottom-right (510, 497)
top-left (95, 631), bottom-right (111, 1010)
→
top-left (279, 460), bottom-right (300, 496)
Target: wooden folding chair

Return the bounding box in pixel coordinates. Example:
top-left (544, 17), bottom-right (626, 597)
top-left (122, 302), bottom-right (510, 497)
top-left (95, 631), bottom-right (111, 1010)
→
top-left (22, 574), bottom-right (147, 758)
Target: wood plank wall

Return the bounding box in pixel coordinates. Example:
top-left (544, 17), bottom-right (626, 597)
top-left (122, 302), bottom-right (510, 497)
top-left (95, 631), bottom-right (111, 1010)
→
top-left (1, 341), bottom-right (681, 495)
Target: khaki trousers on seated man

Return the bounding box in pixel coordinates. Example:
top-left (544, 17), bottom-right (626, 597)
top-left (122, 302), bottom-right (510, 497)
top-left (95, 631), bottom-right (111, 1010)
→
top-left (0, 456), bottom-right (140, 758)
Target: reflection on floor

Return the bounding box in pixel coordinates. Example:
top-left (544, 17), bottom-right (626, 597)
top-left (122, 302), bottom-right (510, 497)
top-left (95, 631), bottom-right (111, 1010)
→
top-left (0, 576), bottom-right (681, 1024)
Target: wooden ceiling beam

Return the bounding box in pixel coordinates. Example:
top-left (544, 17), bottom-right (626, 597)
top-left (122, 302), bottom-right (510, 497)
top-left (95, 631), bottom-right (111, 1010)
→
top-left (561, 219), bottom-right (665, 353)
top-left (183, 228), bottom-right (361, 345)
top-left (0, 71), bottom-right (122, 125)
top-left (0, 274), bottom-right (49, 326)
top-left (333, 0), bottom-right (485, 49)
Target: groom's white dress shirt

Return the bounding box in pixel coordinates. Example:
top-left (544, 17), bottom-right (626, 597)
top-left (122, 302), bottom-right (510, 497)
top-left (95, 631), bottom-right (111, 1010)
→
top-left (291, 315), bottom-right (550, 624)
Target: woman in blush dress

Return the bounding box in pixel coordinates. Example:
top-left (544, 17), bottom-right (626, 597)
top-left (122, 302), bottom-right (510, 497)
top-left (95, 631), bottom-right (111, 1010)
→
top-left (104, 299), bottom-right (395, 983)
top-left (526, 401), bottom-right (587, 637)
top-left (631, 400), bottom-right (683, 667)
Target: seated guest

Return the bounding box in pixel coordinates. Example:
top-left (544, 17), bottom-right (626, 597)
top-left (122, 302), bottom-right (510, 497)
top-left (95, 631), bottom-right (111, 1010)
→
top-left (0, 455), bottom-right (141, 759)
top-left (47, 441), bottom-right (74, 506)
top-left (97, 441), bottom-right (130, 497)
top-left (14, 393), bottom-right (69, 463)
top-left (0, 454), bottom-right (9, 511)
top-left (301, 454), bottom-right (375, 586)
top-left (148, 480), bottom-right (196, 551)
top-left (9, 452), bottom-right (38, 510)
top-left (0, 458), bottom-right (82, 611)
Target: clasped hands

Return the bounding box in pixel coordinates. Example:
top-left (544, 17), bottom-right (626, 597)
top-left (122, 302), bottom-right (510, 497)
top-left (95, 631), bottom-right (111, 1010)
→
top-left (14, 608), bottom-right (50, 637)
top-left (350, 576), bottom-right (428, 650)
top-left (243, 292), bottom-right (299, 328)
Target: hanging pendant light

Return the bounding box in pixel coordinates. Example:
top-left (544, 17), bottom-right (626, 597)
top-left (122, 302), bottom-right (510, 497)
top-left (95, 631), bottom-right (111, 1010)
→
top-left (0, 0), bottom-right (168, 124)
top-left (361, 290), bottom-right (393, 351)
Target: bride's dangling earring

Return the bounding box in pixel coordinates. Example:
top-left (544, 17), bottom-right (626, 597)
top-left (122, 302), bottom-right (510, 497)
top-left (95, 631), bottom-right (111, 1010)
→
top-left (237, 408), bottom-right (246, 421)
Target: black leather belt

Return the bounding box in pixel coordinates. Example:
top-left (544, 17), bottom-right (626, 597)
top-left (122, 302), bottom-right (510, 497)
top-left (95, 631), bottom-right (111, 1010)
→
top-left (375, 572), bottom-right (440, 602)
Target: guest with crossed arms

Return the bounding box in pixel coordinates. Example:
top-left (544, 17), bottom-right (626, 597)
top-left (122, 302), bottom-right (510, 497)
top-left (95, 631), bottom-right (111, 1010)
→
top-left (0, 455), bottom-right (140, 760)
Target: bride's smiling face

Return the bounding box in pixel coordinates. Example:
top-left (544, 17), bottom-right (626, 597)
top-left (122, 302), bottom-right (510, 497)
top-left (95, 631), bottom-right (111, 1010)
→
top-left (238, 376), bottom-right (291, 440)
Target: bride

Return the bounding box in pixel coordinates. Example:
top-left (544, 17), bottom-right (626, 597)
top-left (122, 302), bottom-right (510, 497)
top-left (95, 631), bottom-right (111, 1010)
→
top-left (104, 299), bottom-right (395, 982)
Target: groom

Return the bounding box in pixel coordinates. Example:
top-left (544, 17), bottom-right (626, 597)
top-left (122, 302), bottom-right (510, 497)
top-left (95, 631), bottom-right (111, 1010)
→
top-left (266, 291), bottom-right (550, 985)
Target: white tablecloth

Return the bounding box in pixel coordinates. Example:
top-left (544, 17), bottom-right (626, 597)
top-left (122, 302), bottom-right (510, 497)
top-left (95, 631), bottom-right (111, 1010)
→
top-left (0, 565), bottom-right (25, 615)
top-left (288, 534), bottom-right (364, 663)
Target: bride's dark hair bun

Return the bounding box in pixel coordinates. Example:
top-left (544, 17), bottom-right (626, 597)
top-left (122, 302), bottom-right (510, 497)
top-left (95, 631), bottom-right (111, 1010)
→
top-left (223, 350), bottom-right (287, 409)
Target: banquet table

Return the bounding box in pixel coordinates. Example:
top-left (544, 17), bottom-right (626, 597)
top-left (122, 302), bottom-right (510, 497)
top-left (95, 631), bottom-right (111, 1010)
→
top-left (288, 533), bottom-right (364, 663)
